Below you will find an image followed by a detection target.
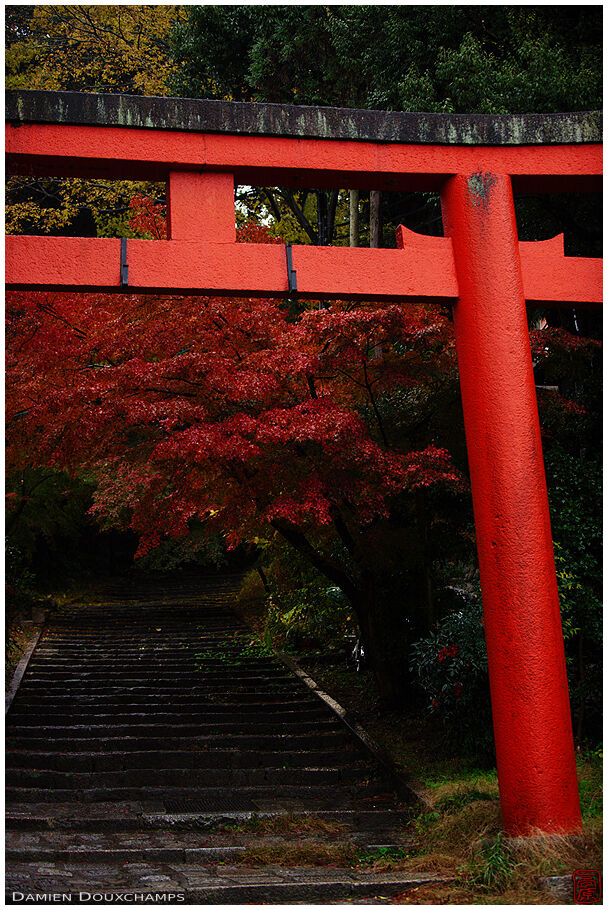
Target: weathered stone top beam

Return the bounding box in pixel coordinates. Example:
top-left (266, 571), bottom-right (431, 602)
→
top-left (5, 90), bottom-right (602, 146)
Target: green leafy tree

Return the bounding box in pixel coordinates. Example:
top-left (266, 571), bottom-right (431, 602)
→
top-left (171, 6), bottom-right (601, 114)
top-left (170, 6), bottom-right (601, 249)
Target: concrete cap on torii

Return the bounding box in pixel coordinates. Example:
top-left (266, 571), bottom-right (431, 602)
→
top-left (5, 89), bottom-right (602, 146)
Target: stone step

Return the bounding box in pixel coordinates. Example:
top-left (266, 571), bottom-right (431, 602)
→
top-left (5, 830), bottom-right (416, 864)
top-left (4, 862), bottom-right (447, 905)
top-left (32, 645), bottom-right (258, 654)
top-left (25, 659), bottom-right (284, 670)
top-left (22, 661), bottom-right (293, 687)
top-left (9, 702), bottom-right (330, 732)
top-left (6, 845), bottom-right (252, 865)
top-left (30, 645), bottom-right (269, 652)
top-left (8, 694), bottom-right (323, 713)
top-left (6, 748), bottom-right (361, 772)
top-left (39, 635), bottom-right (256, 641)
top-left (13, 677), bottom-right (311, 708)
top-left (41, 636), bottom-right (244, 643)
top-left (22, 666), bottom-right (295, 676)
top-left (6, 805), bottom-right (411, 833)
top-left (38, 644), bottom-right (257, 651)
top-left (31, 646), bottom-right (276, 654)
top-left (16, 680), bottom-right (304, 694)
top-left (6, 781), bottom-right (385, 804)
top-left (41, 629), bottom-right (244, 635)
top-left (38, 633), bottom-right (254, 642)
top-left (14, 688), bottom-right (306, 703)
top-left (6, 717), bottom-right (340, 736)
top-left (6, 731), bottom-right (353, 753)
top-left (25, 665), bottom-right (286, 676)
top-left (6, 763), bottom-right (370, 790)
top-left (25, 662), bottom-right (287, 671)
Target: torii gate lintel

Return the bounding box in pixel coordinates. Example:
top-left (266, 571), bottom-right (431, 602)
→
top-left (5, 91), bottom-right (603, 838)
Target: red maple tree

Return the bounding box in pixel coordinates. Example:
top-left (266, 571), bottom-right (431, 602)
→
top-left (7, 215), bottom-right (470, 702)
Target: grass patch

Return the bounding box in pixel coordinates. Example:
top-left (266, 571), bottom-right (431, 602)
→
top-left (296, 654), bottom-right (603, 903)
top-left (237, 839), bottom-right (359, 866)
top-left (194, 633), bottom-right (275, 669)
top-left (220, 813), bottom-right (348, 836)
top-left (237, 841), bottom-right (417, 869)
top-left (354, 845), bottom-right (417, 870)
top-left (577, 749), bottom-right (603, 819)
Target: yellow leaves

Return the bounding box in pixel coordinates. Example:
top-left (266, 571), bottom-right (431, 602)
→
top-left (7, 5), bottom-right (187, 96)
top-left (6, 176), bottom-right (164, 238)
top-left (5, 7), bottom-right (185, 236)
top-left (5, 42), bottom-right (41, 89)
top-left (6, 201), bottom-right (73, 236)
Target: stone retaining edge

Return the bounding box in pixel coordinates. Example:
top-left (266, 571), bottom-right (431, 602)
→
top-left (276, 650), bottom-right (434, 809)
top-left (5, 628), bottom-right (44, 716)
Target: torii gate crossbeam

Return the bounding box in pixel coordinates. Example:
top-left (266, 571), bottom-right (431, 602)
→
top-left (5, 91), bottom-right (603, 837)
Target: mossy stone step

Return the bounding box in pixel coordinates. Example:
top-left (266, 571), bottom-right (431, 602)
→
top-left (6, 829), bottom-right (416, 864)
top-left (4, 862), bottom-right (448, 905)
top-left (6, 806), bottom-right (411, 833)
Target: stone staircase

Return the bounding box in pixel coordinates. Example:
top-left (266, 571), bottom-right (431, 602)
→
top-left (6, 574), bottom-right (441, 903)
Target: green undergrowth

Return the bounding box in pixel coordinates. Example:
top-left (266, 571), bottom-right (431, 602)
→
top-left (193, 634), bottom-right (275, 669)
top-left (290, 655), bottom-right (603, 903)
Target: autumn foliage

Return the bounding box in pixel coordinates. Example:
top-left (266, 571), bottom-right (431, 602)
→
top-left (6, 286), bottom-right (463, 559)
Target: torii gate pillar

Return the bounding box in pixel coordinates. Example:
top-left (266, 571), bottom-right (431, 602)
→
top-left (441, 172), bottom-right (581, 834)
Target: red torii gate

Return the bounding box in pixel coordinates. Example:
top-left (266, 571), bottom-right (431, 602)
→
top-left (6, 91), bottom-right (602, 838)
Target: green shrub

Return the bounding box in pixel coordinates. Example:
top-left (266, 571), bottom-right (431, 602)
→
top-left (5, 541), bottom-right (37, 625)
top-left (410, 596), bottom-right (494, 763)
top-left (252, 537), bottom-right (355, 652)
top-left (265, 579), bottom-right (354, 651)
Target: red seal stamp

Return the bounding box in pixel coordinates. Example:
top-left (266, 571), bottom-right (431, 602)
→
top-left (573, 870), bottom-right (602, 904)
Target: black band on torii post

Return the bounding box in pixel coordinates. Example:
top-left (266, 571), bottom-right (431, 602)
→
top-left (121, 237), bottom-right (129, 288)
top-left (285, 243), bottom-right (297, 294)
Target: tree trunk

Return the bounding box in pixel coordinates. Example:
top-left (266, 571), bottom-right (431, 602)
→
top-left (415, 489), bottom-right (435, 632)
top-left (349, 189), bottom-right (359, 247)
top-left (350, 572), bottom-right (413, 708)
top-left (317, 189), bottom-right (329, 246)
top-left (370, 190), bottom-right (381, 248)
top-left (271, 518), bottom-right (413, 707)
top-left (370, 190), bottom-right (383, 359)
